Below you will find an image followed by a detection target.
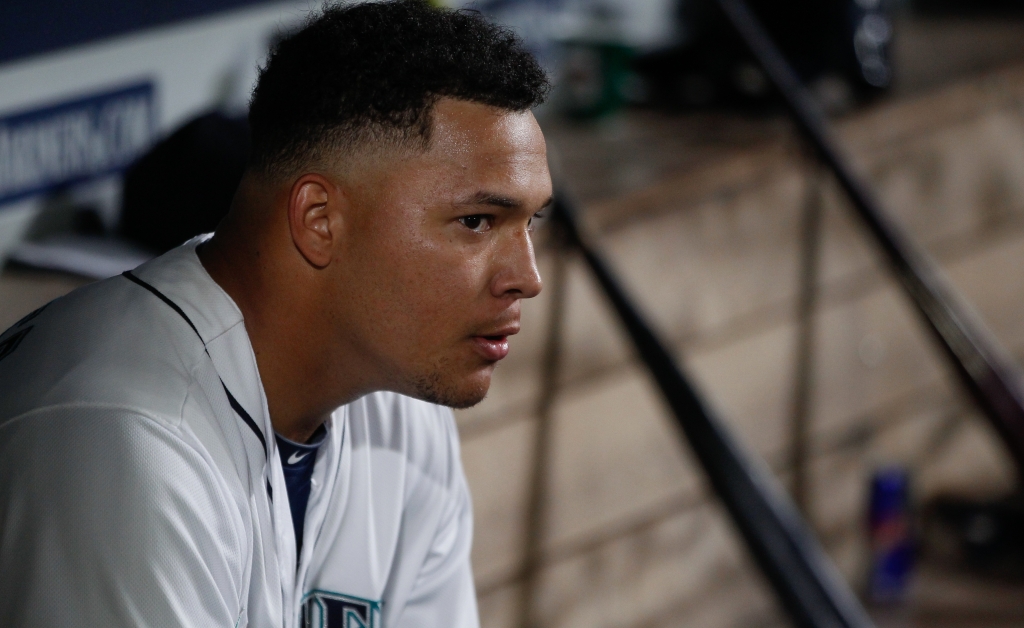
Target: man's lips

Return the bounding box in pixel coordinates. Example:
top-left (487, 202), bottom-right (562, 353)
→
top-left (471, 324), bottom-right (520, 362)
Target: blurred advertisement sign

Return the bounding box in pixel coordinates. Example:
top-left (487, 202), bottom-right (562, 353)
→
top-left (0, 82), bottom-right (155, 206)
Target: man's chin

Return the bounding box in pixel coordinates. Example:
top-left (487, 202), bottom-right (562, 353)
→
top-left (440, 391), bottom-right (488, 410)
top-left (408, 368), bottom-right (492, 409)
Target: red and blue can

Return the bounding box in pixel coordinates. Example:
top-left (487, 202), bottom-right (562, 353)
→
top-left (868, 467), bottom-right (914, 603)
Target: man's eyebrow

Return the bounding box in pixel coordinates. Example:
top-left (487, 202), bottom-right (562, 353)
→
top-left (457, 192), bottom-right (554, 210)
top-left (458, 191), bottom-right (522, 209)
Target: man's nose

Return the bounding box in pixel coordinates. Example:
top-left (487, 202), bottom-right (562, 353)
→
top-left (490, 228), bottom-right (543, 299)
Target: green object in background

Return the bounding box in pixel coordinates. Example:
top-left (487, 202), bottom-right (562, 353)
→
top-left (559, 40), bottom-right (634, 120)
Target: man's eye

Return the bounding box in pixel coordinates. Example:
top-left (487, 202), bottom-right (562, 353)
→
top-left (528, 211), bottom-right (547, 231)
top-left (459, 215), bottom-right (491, 232)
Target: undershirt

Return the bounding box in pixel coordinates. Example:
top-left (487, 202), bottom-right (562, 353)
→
top-left (274, 424), bottom-right (328, 555)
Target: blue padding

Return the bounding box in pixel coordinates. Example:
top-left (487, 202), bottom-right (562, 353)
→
top-left (0, 0), bottom-right (278, 65)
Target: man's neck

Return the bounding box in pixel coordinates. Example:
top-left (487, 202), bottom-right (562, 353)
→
top-left (197, 211), bottom-right (364, 443)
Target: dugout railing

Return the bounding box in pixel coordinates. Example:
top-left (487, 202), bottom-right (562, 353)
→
top-left (546, 1), bottom-right (1024, 627)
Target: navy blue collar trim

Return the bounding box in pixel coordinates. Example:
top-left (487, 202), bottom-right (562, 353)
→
top-left (122, 270), bottom-right (201, 338)
top-left (122, 270), bottom-right (269, 459)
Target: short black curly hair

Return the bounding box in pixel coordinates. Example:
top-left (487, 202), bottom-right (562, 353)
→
top-left (248, 0), bottom-right (550, 178)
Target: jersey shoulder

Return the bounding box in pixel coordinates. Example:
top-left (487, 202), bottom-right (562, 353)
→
top-left (0, 273), bottom-right (205, 426)
top-left (0, 402), bottom-right (248, 627)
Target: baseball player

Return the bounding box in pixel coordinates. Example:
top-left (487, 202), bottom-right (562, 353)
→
top-left (0, 2), bottom-right (551, 627)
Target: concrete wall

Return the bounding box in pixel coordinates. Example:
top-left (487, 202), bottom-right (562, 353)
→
top-left (458, 65), bottom-right (1024, 627)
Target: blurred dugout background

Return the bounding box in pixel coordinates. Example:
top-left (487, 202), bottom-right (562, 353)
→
top-left (4, 1), bottom-right (1024, 627)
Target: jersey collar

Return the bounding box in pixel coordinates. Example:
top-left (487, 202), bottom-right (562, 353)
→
top-left (129, 235), bottom-right (275, 459)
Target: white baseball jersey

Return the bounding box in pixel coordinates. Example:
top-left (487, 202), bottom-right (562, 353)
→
top-left (0, 237), bottom-right (479, 628)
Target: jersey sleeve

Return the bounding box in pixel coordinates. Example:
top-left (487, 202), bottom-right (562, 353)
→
top-left (392, 409), bottom-right (480, 628)
top-left (0, 405), bottom-right (246, 628)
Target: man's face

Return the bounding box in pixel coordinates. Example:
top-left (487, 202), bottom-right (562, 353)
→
top-left (331, 98), bottom-right (551, 408)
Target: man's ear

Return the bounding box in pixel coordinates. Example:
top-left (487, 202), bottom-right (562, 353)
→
top-left (287, 174), bottom-right (344, 268)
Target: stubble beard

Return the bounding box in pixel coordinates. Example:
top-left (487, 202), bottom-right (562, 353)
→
top-left (409, 356), bottom-right (490, 409)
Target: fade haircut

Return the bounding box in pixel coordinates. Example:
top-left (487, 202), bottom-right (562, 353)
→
top-left (248, 0), bottom-right (550, 178)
